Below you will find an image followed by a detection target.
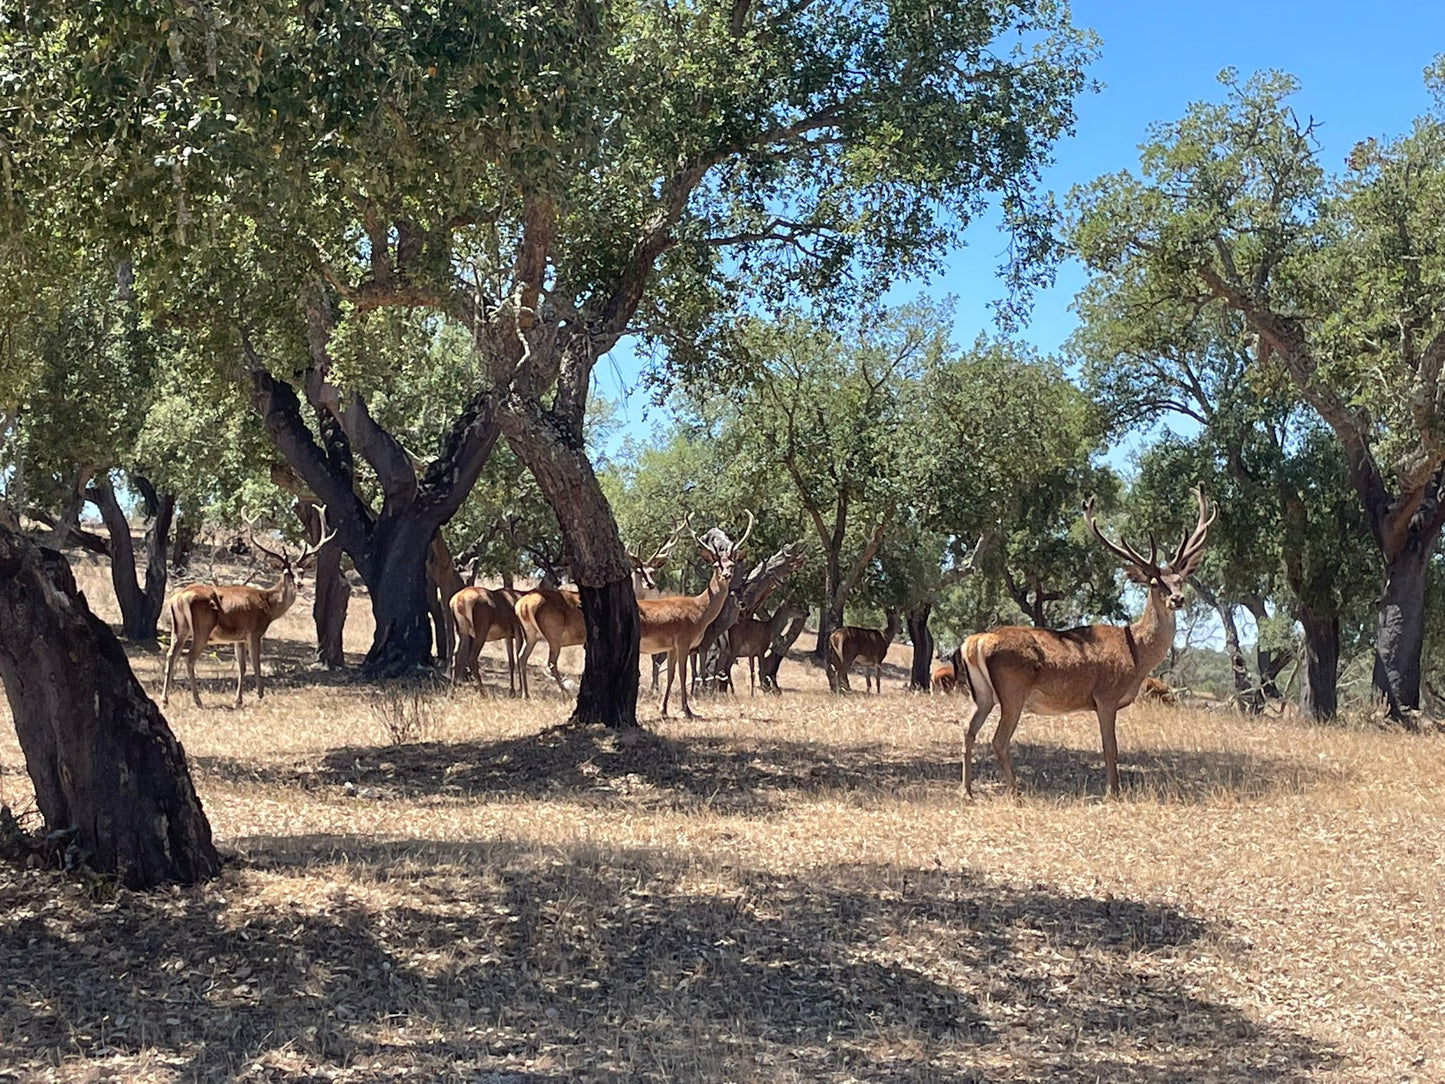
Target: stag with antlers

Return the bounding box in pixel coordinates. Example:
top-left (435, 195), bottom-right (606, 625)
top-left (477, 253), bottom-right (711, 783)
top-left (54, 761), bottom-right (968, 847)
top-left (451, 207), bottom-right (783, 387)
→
top-left (637, 512), bottom-right (753, 718)
top-left (960, 488), bottom-right (1215, 798)
top-left (161, 508), bottom-right (337, 708)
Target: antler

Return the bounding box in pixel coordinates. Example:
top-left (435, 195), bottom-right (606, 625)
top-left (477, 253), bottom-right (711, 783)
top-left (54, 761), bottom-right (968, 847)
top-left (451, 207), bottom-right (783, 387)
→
top-left (1082, 496), bottom-right (1158, 572)
top-left (1169, 486), bottom-right (1216, 574)
top-left (242, 509), bottom-right (292, 565)
top-left (632, 512), bottom-right (694, 571)
top-left (295, 504), bottom-right (338, 568)
top-left (732, 510), bottom-right (755, 554)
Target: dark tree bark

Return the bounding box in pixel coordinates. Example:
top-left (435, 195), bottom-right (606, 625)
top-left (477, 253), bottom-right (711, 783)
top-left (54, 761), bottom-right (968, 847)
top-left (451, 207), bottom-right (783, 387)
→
top-left (89, 475), bottom-right (174, 642)
top-left (1298, 604), bottom-right (1340, 721)
top-left (296, 499), bottom-right (349, 669)
top-left (905, 601), bottom-right (933, 691)
top-left (428, 532), bottom-right (465, 674)
top-left (1241, 595), bottom-right (1286, 699)
top-left (46, 464), bottom-right (96, 551)
top-left (758, 612), bottom-right (809, 693)
top-left (245, 291), bottom-right (500, 678)
top-left (1002, 567), bottom-right (1064, 628)
top-left (170, 506), bottom-right (199, 570)
top-left (573, 579), bottom-right (641, 727)
top-left (0, 526), bottom-right (219, 888)
top-left (1373, 540), bottom-right (1432, 724)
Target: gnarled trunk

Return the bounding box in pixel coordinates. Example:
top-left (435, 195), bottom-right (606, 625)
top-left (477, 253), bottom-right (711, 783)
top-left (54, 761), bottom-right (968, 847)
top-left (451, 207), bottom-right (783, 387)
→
top-left (906, 601), bottom-right (933, 691)
top-left (574, 579), bottom-right (641, 727)
top-left (0, 527), bottom-right (218, 888)
top-left (1372, 542), bottom-right (1431, 721)
top-left (1299, 604), bottom-right (1340, 721)
top-left (360, 515), bottom-right (437, 677)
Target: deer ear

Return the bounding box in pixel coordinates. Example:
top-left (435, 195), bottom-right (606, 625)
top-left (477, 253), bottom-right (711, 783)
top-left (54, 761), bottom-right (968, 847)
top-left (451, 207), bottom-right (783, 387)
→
top-left (1123, 565), bottom-right (1151, 585)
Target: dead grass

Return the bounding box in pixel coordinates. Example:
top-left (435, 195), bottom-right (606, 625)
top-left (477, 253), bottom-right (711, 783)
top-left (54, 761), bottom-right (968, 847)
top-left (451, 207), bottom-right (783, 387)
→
top-left (0, 560), bottom-right (1441, 1080)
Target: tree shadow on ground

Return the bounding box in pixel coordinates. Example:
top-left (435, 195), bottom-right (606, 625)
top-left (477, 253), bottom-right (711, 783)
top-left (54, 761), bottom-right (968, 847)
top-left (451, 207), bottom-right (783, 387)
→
top-left (194, 722), bottom-right (1343, 814)
top-left (0, 839), bottom-right (1336, 1082)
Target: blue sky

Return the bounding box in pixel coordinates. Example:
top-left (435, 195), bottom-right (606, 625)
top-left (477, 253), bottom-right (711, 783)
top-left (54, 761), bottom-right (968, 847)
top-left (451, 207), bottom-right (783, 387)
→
top-left (595, 1), bottom-right (1445, 445)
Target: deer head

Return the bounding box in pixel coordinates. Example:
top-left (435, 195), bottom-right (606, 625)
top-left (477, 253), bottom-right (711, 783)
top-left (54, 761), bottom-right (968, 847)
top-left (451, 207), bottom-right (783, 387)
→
top-left (242, 505), bottom-right (338, 588)
top-left (1083, 487), bottom-right (1215, 612)
top-left (693, 510), bottom-right (754, 583)
top-left (628, 513), bottom-right (694, 590)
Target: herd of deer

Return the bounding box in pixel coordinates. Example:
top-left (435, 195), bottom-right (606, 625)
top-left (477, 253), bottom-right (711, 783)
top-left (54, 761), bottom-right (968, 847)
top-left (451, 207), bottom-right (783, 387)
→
top-left (158, 489), bottom-right (1215, 798)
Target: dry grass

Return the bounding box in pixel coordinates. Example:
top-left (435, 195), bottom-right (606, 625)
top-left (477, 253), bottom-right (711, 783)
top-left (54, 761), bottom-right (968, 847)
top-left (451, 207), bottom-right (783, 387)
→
top-left (0, 558), bottom-right (1441, 1081)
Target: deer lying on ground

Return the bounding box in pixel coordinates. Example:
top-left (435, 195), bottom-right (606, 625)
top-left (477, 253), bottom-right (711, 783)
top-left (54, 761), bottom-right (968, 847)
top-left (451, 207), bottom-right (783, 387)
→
top-left (638, 513), bottom-right (753, 718)
top-left (828, 610), bottom-right (900, 693)
top-left (960, 487), bottom-right (1214, 798)
top-left (449, 586), bottom-right (524, 695)
top-left (162, 508), bottom-right (336, 708)
top-left (729, 599), bottom-right (807, 696)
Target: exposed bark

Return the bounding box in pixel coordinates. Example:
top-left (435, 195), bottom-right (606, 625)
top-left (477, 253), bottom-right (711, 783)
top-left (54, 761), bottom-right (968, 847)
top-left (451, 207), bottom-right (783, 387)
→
top-left (89, 476), bottom-right (173, 642)
top-left (905, 602), bottom-right (934, 691)
top-left (1298, 604), bottom-right (1340, 721)
top-left (0, 526), bottom-right (219, 888)
top-left (573, 579), bottom-right (641, 727)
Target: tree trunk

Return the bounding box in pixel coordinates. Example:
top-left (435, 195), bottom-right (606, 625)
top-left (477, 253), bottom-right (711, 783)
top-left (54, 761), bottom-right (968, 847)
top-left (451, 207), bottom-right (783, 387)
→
top-left (906, 601), bottom-right (933, 691)
top-left (1242, 596), bottom-right (1284, 699)
top-left (0, 527), bottom-right (219, 888)
top-left (759, 612), bottom-right (809, 692)
top-left (297, 500), bottom-right (349, 669)
top-left (1372, 542), bottom-right (1431, 721)
top-left (815, 553), bottom-right (842, 658)
top-left (500, 408), bottom-right (639, 728)
top-left (90, 477), bottom-right (172, 642)
top-left (428, 532), bottom-right (465, 674)
top-left (1299, 605), bottom-right (1340, 721)
top-left (46, 464), bottom-right (95, 551)
top-left (170, 506), bottom-right (199, 570)
top-left (359, 515), bottom-right (437, 677)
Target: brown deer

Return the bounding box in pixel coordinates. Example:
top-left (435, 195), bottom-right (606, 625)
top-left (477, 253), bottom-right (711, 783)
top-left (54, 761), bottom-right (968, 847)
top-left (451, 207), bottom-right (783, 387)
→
top-left (960, 488), bottom-right (1214, 798)
top-left (931, 646), bottom-right (966, 694)
top-left (514, 585), bottom-right (584, 698)
top-left (828, 609), bottom-right (900, 693)
top-left (729, 599), bottom-right (807, 696)
top-left (638, 513), bottom-right (753, 718)
top-left (161, 509), bottom-right (336, 708)
top-left (449, 586), bottom-right (524, 694)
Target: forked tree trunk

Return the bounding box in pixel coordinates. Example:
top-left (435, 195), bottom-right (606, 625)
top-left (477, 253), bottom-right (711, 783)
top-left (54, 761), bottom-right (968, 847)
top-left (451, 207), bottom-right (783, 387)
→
top-left (0, 527), bottom-right (218, 888)
top-left (1299, 605), bottom-right (1340, 721)
top-left (1373, 543), bottom-right (1431, 722)
top-left (906, 601), bottom-right (933, 691)
top-left (90, 476), bottom-right (174, 642)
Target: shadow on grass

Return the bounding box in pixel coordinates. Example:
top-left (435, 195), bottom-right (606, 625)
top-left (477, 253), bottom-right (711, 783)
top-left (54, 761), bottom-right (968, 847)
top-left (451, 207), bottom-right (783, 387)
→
top-left (0, 840), bottom-right (1336, 1083)
top-left (195, 721), bottom-right (1343, 812)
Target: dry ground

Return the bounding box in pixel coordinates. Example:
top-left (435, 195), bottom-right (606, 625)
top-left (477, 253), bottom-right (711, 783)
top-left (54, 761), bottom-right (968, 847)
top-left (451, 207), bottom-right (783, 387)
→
top-left (0, 557), bottom-right (1442, 1082)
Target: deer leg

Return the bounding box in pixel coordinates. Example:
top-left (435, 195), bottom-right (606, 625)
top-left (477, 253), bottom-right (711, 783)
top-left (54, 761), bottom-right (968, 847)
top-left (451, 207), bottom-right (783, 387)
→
top-left (251, 631), bottom-right (264, 700)
top-left (749, 657), bottom-right (756, 697)
top-left (1095, 698), bottom-right (1121, 798)
top-left (506, 633), bottom-right (518, 696)
top-left (680, 645), bottom-right (695, 719)
top-left (659, 649), bottom-right (676, 717)
top-left (547, 638), bottom-right (568, 693)
top-left (162, 635), bottom-right (182, 708)
top-left (517, 634), bottom-right (537, 699)
top-left (962, 691), bottom-right (995, 797)
top-left (471, 632), bottom-right (487, 696)
top-left (991, 700), bottom-right (1026, 797)
top-left (184, 642), bottom-right (205, 708)
top-left (234, 642), bottom-right (247, 708)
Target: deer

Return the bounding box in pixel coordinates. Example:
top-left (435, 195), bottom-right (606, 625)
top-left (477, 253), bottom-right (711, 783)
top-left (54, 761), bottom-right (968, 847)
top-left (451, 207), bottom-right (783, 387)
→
top-left (728, 598), bottom-right (807, 696)
top-left (161, 508), bottom-right (337, 709)
top-left (828, 609), bottom-right (900, 693)
top-left (960, 487), bottom-right (1215, 799)
top-left (638, 512), bottom-right (753, 718)
top-left (514, 585), bottom-right (584, 698)
top-left (449, 585), bottom-right (524, 695)
top-left (931, 646), bottom-right (965, 694)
